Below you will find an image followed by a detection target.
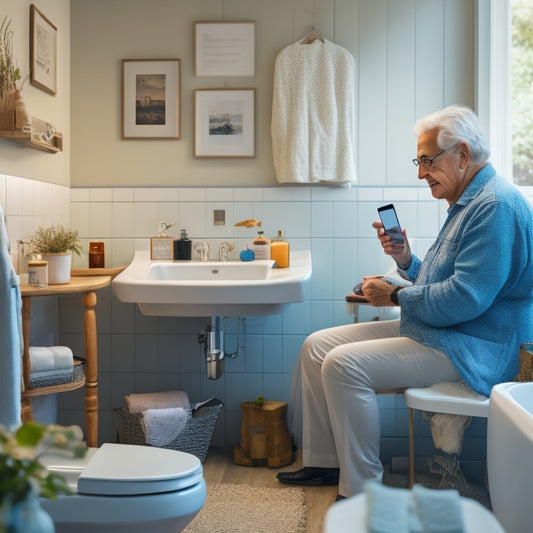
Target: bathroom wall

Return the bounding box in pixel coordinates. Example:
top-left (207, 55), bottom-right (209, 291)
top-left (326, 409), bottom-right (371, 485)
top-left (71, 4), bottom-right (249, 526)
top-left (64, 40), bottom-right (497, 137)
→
top-left (70, 0), bottom-right (474, 187)
top-left (0, 0), bottom-right (70, 186)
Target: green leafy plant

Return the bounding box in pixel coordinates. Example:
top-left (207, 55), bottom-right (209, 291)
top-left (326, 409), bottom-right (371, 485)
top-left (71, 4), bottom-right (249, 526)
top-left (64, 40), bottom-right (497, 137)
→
top-left (0, 16), bottom-right (21, 100)
top-left (29, 225), bottom-right (83, 256)
top-left (0, 421), bottom-right (87, 506)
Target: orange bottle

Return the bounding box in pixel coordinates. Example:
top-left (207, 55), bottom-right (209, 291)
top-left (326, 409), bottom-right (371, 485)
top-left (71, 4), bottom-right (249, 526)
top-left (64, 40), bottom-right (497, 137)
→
top-left (270, 230), bottom-right (289, 268)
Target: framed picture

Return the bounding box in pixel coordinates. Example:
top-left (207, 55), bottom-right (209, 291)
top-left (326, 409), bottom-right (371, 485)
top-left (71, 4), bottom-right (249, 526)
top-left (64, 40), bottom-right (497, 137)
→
top-left (194, 88), bottom-right (255, 158)
top-left (194, 21), bottom-right (255, 76)
top-left (30, 4), bottom-right (57, 95)
top-left (122, 59), bottom-right (181, 139)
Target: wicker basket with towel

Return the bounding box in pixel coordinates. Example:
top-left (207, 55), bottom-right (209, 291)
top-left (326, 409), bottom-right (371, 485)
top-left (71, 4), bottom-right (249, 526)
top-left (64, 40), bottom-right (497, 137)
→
top-left (116, 391), bottom-right (222, 463)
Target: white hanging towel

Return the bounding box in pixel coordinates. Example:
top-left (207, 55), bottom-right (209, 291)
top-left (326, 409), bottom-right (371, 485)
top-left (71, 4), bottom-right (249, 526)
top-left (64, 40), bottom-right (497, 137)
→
top-left (0, 203), bottom-right (22, 430)
top-left (271, 39), bottom-right (356, 185)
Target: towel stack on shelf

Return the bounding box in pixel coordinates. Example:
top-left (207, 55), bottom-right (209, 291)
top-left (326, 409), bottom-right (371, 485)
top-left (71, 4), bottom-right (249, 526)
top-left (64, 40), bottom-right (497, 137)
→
top-left (29, 346), bottom-right (75, 388)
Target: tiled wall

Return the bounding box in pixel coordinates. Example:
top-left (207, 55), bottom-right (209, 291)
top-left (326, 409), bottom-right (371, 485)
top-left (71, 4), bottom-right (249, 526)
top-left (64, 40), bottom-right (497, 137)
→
top-left (1, 174), bottom-right (490, 480)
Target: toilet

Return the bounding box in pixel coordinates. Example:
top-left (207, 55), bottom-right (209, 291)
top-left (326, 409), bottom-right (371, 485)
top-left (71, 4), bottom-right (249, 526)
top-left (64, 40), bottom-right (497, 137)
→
top-left (40, 443), bottom-right (206, 533)
top-left (488, 381), bottom-right (533, 533)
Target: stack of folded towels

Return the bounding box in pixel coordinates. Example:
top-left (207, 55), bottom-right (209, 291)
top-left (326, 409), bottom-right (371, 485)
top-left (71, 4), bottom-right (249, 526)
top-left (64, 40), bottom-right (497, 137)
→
top-left (365, 480), bottom-right (465, 533)
top-left (29, 346), bottom-right (74, 387)
top-left (125, 391), bottom-right (191, 447)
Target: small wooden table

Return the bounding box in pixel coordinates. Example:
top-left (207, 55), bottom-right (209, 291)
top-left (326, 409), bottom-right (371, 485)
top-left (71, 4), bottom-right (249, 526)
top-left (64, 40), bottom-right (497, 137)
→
top-left (20, 275), bottom-right (112, 448)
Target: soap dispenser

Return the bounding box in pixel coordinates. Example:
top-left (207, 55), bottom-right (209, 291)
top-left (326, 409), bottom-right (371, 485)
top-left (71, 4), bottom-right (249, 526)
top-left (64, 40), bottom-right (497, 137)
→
top-left (270, 230), bottom-right (289, 268)
top-left (174, 229), bottom-right (192, 260)
top-left (251, 231), bottom-right (271, 260)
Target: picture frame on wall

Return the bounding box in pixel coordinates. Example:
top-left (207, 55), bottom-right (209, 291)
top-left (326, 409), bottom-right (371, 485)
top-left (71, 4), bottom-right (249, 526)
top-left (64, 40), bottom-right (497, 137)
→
top-left (194, 21), bottom-right (255, 76)
top-left (30, 4), bottom-right (57, 95)
top-left (194, 88), bottom-right (255, 158)
top-left (122, 58), bottom-right (181, 139)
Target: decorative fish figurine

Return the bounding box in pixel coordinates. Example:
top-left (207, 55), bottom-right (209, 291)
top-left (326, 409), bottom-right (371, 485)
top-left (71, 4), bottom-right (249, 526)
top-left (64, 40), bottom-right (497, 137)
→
top-left (234, 218), bottom-right (262, 228)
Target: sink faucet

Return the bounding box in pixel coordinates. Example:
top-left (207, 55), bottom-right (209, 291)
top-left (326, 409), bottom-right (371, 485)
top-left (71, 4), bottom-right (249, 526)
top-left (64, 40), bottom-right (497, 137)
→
top-left (218, 242), bottom-right (234, 262)
top-left (194, 241), bottom-right (210, 261)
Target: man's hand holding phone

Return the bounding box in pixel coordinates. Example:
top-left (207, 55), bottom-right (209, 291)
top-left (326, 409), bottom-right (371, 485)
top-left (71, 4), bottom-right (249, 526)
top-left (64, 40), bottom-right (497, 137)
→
top-left (375, 204), bottom-right (411, 266)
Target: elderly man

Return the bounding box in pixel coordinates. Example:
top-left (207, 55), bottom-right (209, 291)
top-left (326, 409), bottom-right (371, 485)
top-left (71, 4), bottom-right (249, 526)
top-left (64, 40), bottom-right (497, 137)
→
top-left (277, 105), bottom-right (533, 499)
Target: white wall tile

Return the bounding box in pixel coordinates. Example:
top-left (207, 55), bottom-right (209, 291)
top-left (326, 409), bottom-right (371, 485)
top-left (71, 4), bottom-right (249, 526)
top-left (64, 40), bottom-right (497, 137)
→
top-left (112, 188), bottom-right (134, 202)
top-left (90, 188), bottom-right (113, 202)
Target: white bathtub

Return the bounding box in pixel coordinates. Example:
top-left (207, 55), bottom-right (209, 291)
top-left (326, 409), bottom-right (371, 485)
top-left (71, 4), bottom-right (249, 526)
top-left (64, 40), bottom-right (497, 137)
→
top-left (488, 381), bottom-right (533, 533)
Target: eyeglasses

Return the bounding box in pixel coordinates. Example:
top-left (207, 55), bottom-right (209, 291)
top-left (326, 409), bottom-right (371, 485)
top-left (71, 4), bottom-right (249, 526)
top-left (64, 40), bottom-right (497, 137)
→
top-left (412, 142), bottom-right (459, 170)
top-left (412, 149), bottom-right (447, 170)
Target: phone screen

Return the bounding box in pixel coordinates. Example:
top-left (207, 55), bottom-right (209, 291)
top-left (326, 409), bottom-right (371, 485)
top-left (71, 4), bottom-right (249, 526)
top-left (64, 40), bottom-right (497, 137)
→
top-left (378, 204), bottom-right (404, 244)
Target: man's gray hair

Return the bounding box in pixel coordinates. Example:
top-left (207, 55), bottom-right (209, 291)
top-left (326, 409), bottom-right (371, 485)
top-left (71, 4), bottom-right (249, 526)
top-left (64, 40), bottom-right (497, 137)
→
top-left (413, 105), bottom-right (490, 164)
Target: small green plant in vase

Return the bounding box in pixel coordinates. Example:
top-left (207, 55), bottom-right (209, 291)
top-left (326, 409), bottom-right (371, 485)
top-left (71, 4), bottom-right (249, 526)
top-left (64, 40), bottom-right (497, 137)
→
top-left (29, 225), bottom-right (83, 284)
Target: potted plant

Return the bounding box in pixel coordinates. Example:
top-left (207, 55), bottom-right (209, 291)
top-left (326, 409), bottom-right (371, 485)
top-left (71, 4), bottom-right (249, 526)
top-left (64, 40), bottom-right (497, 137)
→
top-left (29, 225), bottom-right (83, 284)
top-left (0, 16), bottom-right (21, 113)
top-left (0, 421), bottom-right (87, 532)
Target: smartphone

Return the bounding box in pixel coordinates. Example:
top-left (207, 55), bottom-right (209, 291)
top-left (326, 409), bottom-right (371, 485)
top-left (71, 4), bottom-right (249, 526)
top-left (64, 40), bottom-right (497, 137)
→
top-left (377, 204), bottom-right (404, 245)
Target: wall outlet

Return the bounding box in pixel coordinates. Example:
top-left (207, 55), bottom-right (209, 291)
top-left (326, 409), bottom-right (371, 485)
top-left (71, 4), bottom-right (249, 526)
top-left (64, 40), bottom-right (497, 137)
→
top-left (214, 209), bottom-right (225, 226)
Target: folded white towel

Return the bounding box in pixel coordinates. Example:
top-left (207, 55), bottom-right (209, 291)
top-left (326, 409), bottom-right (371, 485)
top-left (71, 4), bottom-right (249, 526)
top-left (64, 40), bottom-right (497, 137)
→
top-left (50, 346), bottom-right (74, 369)
top-left (29, 347), bottom-right (55, 372)
top-left (29, 346), bottom-right (74, 372)
top-left (141, 407), bottom-right (189, 447)
top-left (126, 390), bottom-right (190, 413)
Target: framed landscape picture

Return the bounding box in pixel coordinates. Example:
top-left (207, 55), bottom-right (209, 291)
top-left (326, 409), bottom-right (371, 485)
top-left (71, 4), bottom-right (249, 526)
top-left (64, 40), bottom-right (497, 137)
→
top-left (194, 88), bottom-right (255, 158)
top-left (122, 59), bottom-right (181, 139)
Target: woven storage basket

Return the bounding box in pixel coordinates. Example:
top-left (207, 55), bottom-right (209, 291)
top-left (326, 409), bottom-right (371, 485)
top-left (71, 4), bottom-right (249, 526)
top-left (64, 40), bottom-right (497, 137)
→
top-left (116, 403), bottom-right (222, 463)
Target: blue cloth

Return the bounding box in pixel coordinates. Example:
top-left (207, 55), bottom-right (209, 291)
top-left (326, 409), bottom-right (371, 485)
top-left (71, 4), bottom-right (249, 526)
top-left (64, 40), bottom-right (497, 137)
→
top-left (412, 484), bottom-right (464, 533)
top-left (398, 164), bottom-right (533, 396)
top-left (0, 203), bottom-right (22, 429)
top-left (366, 481), bottom-right (464, 533)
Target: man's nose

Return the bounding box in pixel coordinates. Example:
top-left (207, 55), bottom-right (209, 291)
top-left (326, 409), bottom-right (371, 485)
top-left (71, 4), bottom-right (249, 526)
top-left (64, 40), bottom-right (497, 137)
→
top-left (417, 165), bottom-right (428, 180)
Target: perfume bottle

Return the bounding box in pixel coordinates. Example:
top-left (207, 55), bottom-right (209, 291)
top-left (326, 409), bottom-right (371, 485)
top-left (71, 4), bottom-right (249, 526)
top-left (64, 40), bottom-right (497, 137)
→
top-left (174, 229), bottom-right (192, 260)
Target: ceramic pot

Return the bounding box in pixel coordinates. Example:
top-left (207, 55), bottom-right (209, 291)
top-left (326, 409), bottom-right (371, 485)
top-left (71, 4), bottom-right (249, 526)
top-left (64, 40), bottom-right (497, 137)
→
top-left (42, 252), bottom-right (72, 284)
top-left (3, 493), bottom-right (55, 533)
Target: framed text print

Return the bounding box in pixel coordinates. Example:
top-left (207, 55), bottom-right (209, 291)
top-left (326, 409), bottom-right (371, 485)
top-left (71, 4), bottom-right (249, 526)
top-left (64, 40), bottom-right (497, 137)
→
top-left (195, 21), bottom-right (255, 76)
top-left (30, 4), bottom-right (57, 95)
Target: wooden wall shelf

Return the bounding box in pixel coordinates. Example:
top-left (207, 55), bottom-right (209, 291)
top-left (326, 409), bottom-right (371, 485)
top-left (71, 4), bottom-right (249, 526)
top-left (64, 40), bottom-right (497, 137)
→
top-left (0, 109), bottom-right (63, 153)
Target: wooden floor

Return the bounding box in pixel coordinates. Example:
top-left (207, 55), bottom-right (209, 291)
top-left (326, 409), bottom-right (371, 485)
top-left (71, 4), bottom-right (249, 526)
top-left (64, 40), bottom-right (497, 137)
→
top-left (202, 447), bottom-right (338, 533)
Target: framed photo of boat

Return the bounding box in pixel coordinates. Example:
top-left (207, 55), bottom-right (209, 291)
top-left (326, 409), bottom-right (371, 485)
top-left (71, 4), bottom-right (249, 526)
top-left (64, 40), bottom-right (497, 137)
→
top-left (194, 88), bottom-right (255, 158)
top-left (122, 59), bottom-right (181, 139)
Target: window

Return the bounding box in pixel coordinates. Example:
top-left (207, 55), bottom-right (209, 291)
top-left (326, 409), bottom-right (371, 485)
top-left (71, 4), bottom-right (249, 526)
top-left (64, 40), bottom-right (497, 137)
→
top-left (511, 0), bottom-right (533, 186)
top-left (477, 0), bottom-right (533, 193)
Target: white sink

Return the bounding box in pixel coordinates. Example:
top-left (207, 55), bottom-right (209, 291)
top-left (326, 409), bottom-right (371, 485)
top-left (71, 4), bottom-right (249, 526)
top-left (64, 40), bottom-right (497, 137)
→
top-left (112, 250), bottom-right (312, 317)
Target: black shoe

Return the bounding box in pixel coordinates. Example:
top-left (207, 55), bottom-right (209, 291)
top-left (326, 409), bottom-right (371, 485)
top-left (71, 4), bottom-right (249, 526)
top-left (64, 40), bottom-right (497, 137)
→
top-left (276, 467), bottom-right (339, 486)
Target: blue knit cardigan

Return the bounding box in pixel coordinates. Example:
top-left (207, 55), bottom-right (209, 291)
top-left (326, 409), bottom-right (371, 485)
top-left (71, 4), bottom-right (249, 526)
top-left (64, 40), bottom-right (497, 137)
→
top-left (398, 163), bottom-right (533, 396)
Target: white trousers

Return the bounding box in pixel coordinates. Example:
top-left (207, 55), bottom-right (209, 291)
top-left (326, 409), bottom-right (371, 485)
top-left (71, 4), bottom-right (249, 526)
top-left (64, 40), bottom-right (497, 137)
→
top-left (288, 319), bottom-right (460, 497)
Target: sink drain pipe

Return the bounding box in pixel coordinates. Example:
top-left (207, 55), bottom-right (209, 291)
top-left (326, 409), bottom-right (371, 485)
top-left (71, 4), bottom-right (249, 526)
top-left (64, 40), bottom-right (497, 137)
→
top-left (198, 316), bottom-right (242, 379)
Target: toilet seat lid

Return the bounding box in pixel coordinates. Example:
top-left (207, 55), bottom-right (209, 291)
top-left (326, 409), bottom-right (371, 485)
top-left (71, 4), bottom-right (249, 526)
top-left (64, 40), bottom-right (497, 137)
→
top-left (77, 443), bottom-right (203, 496)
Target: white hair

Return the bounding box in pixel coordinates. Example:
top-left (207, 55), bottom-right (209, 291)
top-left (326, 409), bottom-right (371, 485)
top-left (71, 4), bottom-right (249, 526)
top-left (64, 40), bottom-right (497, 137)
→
top-left (413, 105), bottom-right (490, 164)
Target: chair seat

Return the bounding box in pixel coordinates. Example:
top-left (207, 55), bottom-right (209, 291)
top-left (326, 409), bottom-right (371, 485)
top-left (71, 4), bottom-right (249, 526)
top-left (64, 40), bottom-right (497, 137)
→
top-left (324, 492), bottom-right (505, 533)
top-left (404, 382), bottom-right (489, 418)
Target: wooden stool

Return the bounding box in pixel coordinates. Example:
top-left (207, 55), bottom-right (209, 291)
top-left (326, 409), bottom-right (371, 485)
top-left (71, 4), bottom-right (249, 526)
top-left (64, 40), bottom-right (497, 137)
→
top-left (233, 400), bottom-right (293, 468)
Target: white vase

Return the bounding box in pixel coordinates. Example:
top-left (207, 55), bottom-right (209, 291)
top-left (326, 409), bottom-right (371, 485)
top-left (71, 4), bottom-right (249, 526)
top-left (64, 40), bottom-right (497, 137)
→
top-left (42, 252), bottom-right (72, 284)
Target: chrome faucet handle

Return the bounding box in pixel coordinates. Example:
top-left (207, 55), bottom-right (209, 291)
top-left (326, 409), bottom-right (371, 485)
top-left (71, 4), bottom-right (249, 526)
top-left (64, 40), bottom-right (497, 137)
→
top-left (194, 241), bottom-right (210, 261)
top-left (218, 241), bottom-right (235, 262)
